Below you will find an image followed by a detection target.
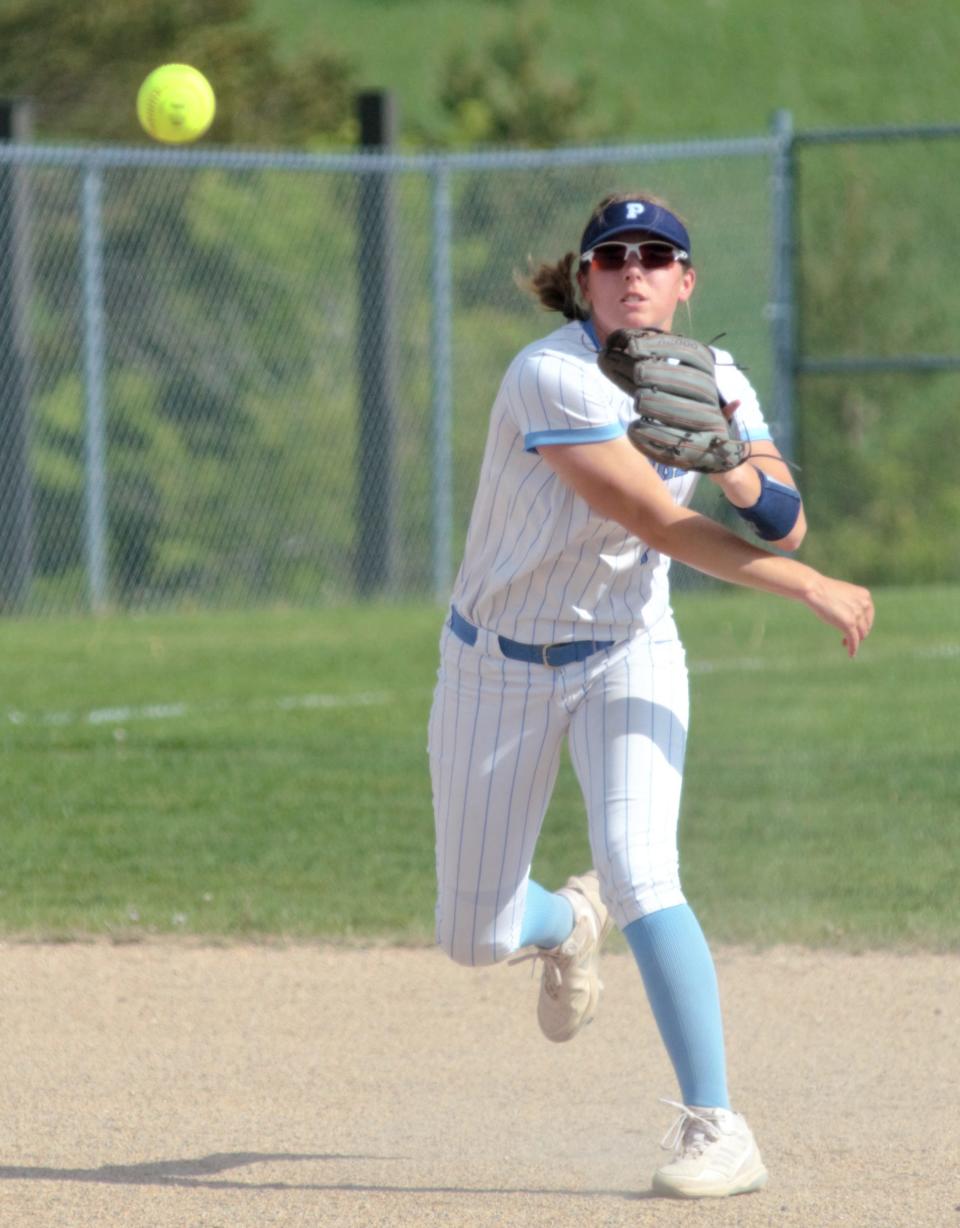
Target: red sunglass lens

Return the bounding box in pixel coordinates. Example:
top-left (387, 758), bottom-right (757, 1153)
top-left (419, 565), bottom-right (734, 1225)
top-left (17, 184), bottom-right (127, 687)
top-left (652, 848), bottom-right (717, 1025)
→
top-left (589, 243), bottom-right (678, 270)
top-left (591, 244), bottom-right (628, 270)
top-left (640, 245), bottom-right (677, 268)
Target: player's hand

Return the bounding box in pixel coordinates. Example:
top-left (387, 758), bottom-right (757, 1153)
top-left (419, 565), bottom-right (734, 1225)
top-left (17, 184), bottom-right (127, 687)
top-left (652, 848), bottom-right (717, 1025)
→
top-left (719, 398), bottom-right (742, 422)
top-left (707, 403), bottom-right (770, 504)
top-left (708, 402), bottom-right (753, 496)
top-left (804, 576), bottom-right (875, 658)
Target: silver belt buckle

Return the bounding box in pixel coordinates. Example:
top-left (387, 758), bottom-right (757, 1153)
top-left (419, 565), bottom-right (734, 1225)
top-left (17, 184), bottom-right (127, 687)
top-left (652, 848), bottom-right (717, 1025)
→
top-left (541, 641), bottom-right (565, 667)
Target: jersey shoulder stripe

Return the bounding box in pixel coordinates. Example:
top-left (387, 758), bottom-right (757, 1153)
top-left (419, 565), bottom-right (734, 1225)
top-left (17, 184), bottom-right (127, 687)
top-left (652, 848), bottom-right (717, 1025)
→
top-left (524, 421), bottom-right (625, 453)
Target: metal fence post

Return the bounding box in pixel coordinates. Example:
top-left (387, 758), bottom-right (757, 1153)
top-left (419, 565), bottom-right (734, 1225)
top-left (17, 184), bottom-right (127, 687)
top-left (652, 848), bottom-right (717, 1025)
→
top-left (430, 161), bottom-right (453, 603)
top-left (0, 98), bottom-right (36, 611)
top-left (769, 108), bottom-right (797, 462)
top-left (80, 160), bottom-right (109, 612)
top-left (355, 90), bottom-right (398, 596)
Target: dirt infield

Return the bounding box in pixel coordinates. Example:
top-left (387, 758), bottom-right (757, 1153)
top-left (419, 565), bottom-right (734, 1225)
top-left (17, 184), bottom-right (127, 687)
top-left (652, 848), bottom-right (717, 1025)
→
top-left (0, 941), bottom-right (956, 1227)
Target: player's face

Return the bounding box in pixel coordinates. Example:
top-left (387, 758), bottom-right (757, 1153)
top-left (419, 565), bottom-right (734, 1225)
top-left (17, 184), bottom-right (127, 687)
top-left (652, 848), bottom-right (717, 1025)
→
top-left (578, 230), bottom-right (696, 342)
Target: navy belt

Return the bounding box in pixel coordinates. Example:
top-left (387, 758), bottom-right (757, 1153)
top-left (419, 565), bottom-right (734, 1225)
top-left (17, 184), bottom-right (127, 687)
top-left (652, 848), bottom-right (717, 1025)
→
top-left (449, 606), bottom-right (614, 668)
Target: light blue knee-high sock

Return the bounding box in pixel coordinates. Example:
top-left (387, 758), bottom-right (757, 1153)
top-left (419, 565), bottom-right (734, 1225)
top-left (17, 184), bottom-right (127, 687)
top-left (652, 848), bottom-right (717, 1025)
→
top-left (623, 904), bottom-right (730, 1110)
top-left (519, 880), bottom-right (574, 949)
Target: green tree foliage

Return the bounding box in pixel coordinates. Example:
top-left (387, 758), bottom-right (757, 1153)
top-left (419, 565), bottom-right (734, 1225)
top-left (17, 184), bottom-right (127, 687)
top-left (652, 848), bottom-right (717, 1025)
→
top-left (22, 163), bottom-right (381, 606)
top-left (428, 0), bottom-right (598, 148)
top-left (0, 4), bottom-right (374, 606)
top-left (0, 0), bottom-right (357, 147)
top-left (3, 0), bottom-right (958, 604)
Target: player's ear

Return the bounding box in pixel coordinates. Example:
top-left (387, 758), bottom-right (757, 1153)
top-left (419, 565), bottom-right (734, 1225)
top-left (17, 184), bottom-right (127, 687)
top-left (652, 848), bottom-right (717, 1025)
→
top-left (677, 264), bottom-right (696, 303)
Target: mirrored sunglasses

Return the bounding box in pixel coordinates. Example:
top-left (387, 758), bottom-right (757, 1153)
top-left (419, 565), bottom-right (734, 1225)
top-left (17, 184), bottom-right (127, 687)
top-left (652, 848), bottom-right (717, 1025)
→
top-left (581, 241), bottom-right (689, 271)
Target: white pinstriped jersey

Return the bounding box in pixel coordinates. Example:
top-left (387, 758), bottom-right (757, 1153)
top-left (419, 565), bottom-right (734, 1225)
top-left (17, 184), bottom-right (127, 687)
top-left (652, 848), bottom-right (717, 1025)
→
top-left (450, 319), bottom-right (773, 645)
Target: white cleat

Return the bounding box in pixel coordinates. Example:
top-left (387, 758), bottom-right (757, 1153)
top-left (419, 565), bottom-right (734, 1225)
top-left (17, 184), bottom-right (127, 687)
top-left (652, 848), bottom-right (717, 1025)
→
top-left (516, 870), bottom-right (613, 1043)
top-left (652, 1100), bottom-right (769, 1199)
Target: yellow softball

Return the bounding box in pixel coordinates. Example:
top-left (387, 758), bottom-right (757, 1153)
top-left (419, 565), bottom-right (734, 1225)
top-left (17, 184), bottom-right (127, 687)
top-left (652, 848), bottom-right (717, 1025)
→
top-left (137, 64), bottom-right (215, 145)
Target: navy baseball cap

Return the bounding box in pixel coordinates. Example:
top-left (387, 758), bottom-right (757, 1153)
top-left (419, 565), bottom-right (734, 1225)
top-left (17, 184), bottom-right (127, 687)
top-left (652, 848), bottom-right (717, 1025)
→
top-left (579, 199), bottom-right (691, 259)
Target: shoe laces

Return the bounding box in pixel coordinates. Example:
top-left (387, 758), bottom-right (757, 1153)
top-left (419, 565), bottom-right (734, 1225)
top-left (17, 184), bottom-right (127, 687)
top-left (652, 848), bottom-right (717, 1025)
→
top-left (507, 905), bottom-right (600, 993)
top-left (659, 1100), bottom-right (722, 1157)
top-left (508, 945), bottom-right (569, 998)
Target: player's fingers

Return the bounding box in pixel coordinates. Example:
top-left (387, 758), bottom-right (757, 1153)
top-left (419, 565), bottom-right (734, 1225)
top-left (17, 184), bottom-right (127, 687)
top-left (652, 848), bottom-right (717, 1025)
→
top-left (805, 578), bottom-right (873, 657)
top-left (845, 622), bottom-right (867, 657)
top-left (720, 398), bottom-right (741, 422)
top-left (844, 590), bottom-right (875, 657)
top-left (863, 594), bottom-right (876, 635)
top-left (855, 590), bottom-right (875, 640)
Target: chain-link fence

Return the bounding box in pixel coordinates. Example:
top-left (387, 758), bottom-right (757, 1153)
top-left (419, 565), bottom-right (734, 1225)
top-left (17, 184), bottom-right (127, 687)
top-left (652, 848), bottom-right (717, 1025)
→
top-left (787, 123), bottom-right (960, 585)
top-left (0, 118), bottom-right (957, 615)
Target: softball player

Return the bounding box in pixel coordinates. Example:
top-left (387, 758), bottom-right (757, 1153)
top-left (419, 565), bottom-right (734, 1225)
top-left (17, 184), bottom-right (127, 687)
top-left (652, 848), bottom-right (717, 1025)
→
top-left (428, 192), bottom-right (873, 1199)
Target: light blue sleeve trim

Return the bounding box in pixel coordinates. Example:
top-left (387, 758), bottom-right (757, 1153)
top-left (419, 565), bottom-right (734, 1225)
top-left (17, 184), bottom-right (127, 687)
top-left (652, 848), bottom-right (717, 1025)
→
top-left (524, 422), bottom-right (625, 453)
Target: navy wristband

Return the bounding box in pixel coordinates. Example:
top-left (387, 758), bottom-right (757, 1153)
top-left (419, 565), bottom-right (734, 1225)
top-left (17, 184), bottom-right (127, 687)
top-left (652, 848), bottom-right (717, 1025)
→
top-left (733, 467), bottom-right (801, 542)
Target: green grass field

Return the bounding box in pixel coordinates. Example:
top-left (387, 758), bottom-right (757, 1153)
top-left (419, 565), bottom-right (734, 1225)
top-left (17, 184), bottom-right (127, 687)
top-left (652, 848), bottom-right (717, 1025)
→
top-left (1, 586), bottom-right (957, 949)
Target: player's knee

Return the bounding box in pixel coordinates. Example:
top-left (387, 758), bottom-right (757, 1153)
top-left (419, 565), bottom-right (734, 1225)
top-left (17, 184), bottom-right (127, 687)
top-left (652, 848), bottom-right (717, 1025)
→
top-left (602, 861), bottom-right (685, 923)
top-left (435, 917), bottom-right (508, 968)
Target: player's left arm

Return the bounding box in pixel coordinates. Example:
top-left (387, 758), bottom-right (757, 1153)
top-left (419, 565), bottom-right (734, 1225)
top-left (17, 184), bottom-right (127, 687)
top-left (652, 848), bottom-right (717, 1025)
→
top-left (706, 353), bottom-right (807, 552)
top-left (708, 420), bottom-right (807, 552)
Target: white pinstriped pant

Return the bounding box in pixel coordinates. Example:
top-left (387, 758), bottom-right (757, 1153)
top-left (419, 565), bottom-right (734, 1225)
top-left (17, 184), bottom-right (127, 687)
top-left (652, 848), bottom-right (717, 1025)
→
top-left (428, 616), bottom-right (690, 966)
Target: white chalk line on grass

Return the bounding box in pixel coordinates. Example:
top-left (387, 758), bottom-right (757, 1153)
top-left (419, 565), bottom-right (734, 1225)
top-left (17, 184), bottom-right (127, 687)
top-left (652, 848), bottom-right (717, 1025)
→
top-left (4, 641), bottom-right (957, 730)
top-left (693, 640), bottom-right (959, 674)
top-left (5, 690), bottom-right (393, 729)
